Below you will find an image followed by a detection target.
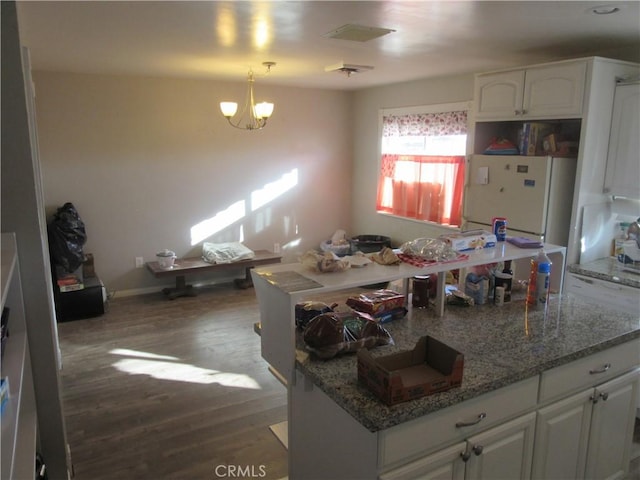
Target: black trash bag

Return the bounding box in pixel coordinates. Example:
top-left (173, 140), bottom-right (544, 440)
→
top-left (48, 202), bottom-right (87, 274)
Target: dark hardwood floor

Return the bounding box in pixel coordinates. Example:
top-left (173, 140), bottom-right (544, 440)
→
top-left (57, 281), bottom-right (640, 480)
top-left (57, 283), bottom-right (288, 480)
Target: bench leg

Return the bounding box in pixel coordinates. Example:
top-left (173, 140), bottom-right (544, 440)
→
top-left (234, 267), bottom-right (254, 289)
top-left (163, 275), bottom-right (197, 299)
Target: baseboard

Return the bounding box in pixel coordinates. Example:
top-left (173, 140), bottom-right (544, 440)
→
top-left (110, 276), bottom-right (239, 299)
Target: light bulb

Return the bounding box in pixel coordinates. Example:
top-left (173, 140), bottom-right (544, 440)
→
top-left (220, 102), bottom-right (238, 118)
top-left (254, 102), bottom-right (274, 119)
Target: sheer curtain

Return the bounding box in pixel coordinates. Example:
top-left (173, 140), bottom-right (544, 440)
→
top-left (377, 108), bottom-right (467, 227)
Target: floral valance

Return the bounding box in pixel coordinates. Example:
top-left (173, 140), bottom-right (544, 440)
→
top-left (382, 110), bottom-right (468, 137)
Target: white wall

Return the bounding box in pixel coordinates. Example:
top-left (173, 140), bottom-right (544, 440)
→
top-left (350, 73), bottom-right (474, 245)
top-left (33, 71), bottom-right (353, 294)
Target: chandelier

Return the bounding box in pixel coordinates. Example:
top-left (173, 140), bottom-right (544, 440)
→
top-left (220, 62), bottom-right (275, 131)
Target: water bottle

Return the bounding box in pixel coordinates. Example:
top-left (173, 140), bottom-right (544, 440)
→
top-left (526, 250), bottom-right (552, 308)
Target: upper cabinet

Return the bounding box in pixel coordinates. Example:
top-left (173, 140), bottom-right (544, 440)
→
top-left (474, 61), bottom-right (587, 120)
top-left (604, 82), bottom-right (640, 199)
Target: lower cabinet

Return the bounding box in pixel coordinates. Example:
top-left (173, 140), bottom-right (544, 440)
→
top-left (381, 413), bottom-right (536, 480)
top-left (532, 368), bottom-right (639, 480)
top-left (465, 413), bottom-right (536, 480)
top-left (381, 366), bottom-right (638, 480)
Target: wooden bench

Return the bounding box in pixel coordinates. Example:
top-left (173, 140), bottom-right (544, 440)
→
top-left (146, 250), bottom-right (282, 299)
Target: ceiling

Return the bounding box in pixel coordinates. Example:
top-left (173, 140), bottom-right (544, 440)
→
top-left (15, 1), bottom-right (640, 91)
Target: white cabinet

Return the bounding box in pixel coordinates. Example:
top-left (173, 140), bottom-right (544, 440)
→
top-left (474, 61), bottom-right (587, 120)
top-left (465, 413), bottom-right (536, 480)
top-left (604, 83), bottom-right (640, 198)
top-left (379, 442), bottom-right (466, 480)
top-left (474, 70), bottom-right (524, 120)
top-left (585, 369), bottom-right (639, 480)
top-left (533, 367), bottom-right (639, 480)
top-left (380, 377), bottom-right (539, 469)
top-left (381, 413), bottom-right (536, 480)
top-left (533, 389), bottom-right (593, 479)
top-left (0, 233), bottom-right (38, 480)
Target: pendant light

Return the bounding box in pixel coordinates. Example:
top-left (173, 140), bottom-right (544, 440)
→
top-left (220, 62), bottom-right (275, 131)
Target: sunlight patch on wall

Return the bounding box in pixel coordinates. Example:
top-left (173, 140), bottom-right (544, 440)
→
top-left (253, 208), bottom-right (272, 234)
top-left (251, 168), bottom-right (298, 212)
top-left (284, 238), bottom-right (301, 250)
top-left (191, 200), bottom-right (246, 245)
top-left (190, 168), bottom-right (299, 245)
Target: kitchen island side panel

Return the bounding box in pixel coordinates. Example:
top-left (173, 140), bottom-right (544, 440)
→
top-left (289, 368), bottom-right (378, 480)
top-left (251, 271), bottom-right (298, 382)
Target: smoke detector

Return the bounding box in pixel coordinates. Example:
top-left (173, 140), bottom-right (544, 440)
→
top-left (325, 62), bottom-right (374, 77)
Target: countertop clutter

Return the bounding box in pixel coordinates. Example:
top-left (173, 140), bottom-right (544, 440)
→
top-left (569, 256), bottom-right (640, 289)
top-left (296, 292), bottom-right (639, 432)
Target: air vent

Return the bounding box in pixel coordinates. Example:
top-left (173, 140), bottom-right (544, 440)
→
top-left (325, 62), bottom-right (374, 77)
top-left (323, 24), bottom-right (395, 42)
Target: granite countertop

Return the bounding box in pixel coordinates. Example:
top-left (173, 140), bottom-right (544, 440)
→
top-left (296, 293), bottom-right (640, 433)
top-left (568, 257), bottom-right (640, 289)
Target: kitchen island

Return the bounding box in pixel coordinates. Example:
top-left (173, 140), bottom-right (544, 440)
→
top-left (251, 245), bottom-right (640, 479)
top-left (296, 293), bottom-right (639, 433)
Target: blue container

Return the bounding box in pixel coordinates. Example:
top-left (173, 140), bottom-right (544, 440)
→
top-left (493, 219), bottom-right (507, 241)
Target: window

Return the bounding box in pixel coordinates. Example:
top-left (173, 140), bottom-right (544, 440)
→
top-left (377, 103), bottom-right (468, 227)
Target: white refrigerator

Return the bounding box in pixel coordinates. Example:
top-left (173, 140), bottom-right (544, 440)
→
top-left (464, 155), bottom-right (577, 246)
top-left (463, 155), bottom-right (577, 288)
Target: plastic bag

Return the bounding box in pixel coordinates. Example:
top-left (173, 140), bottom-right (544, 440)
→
top-left (300, 250), bottom-right (350, 273)
top-left (202, 242), bottom-right (255, 264)
top-left (295, 301), bottom-right (337, 329)
top-left (400, 238), bottom-right (459, 262)
top-left (302, 310), bottom-right (393, 359)
top-left (47, 202), bottom-right (87, 274)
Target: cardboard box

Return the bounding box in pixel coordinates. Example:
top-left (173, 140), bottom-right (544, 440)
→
top-left (439, 230), bottom-right (496, 251)
top-left (357, 336), bottom-right (464, 405)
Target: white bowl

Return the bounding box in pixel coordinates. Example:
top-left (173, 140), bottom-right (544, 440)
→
top-left (156, 250), bottom-right (176, 269)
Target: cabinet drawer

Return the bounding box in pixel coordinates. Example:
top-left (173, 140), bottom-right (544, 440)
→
top-left (378, 376), bottom-right (538, 469)
top-left (539, 340), bottom-right (640, 403)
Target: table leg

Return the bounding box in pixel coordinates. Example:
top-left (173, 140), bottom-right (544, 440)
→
top-left (435, 271), bottom-right (447, 316)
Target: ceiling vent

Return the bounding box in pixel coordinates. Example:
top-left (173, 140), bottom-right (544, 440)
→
top-left (323, 24), bottom-right (395, 42)
top-left (325, 62), bottom-right (374, 77)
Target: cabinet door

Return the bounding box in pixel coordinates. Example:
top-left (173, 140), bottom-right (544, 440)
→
top-left (474, 70), bottom-right (525, 120)
top-left (604, 83), bottom-right (640, 198)
top-left (465, 412), bottom-right (536, 480)
top-left (379, 442), bottom-right (466, 480)
top-left (584, 368), bottom-right (639, 480)
top-left (531, 389), bottom-right (593, 480)
top-left (522, 62), bottom-right (586, 118)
